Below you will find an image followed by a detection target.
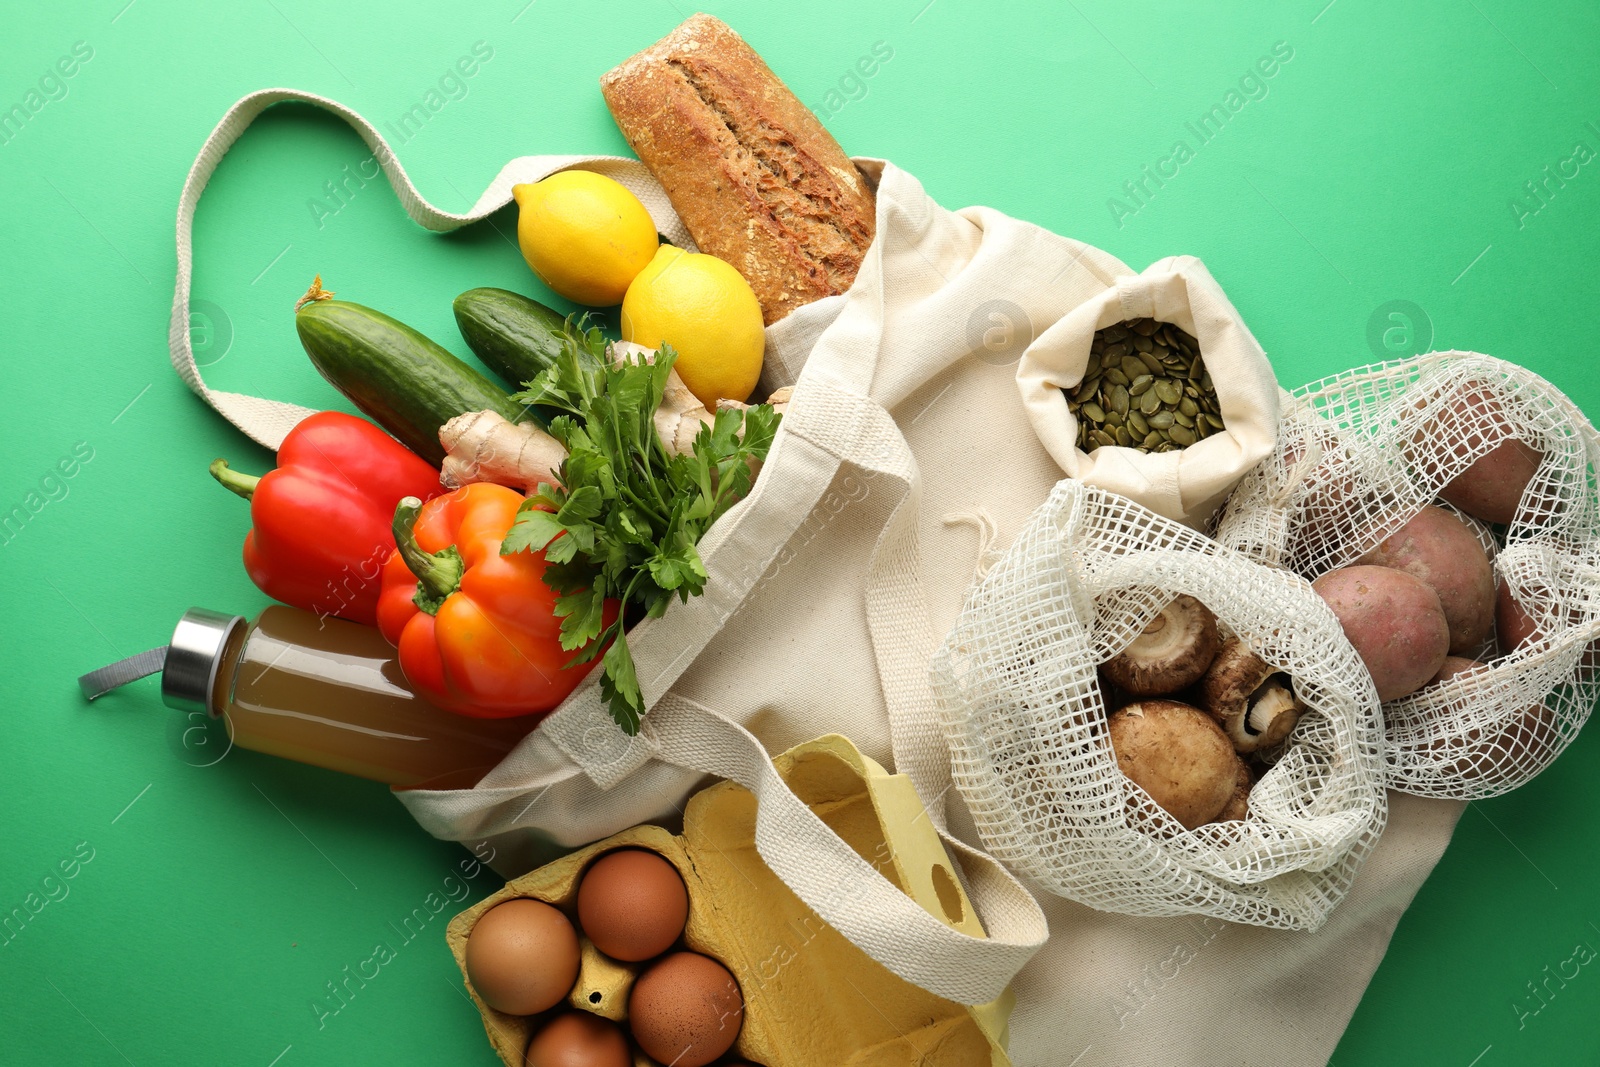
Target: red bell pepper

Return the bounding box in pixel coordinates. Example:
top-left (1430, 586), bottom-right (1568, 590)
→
top-left (210, 411), bottom-right (443, 626)
top-left (377, 483), bottom-right (617, 718)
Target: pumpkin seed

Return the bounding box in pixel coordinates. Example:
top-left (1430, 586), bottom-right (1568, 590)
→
top-left (1067, 317), bottom-right (1217, 456)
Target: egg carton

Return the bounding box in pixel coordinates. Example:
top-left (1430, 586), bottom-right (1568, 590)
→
top-left (445, 734), bottom-right (1013, 1066)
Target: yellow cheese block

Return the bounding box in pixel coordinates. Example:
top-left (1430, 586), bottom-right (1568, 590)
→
top-left (445, 734), bottom-right (1012, 1066)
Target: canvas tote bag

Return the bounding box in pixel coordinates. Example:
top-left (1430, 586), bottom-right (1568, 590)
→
top-left (172, 88), bottom-right (1466, 1066)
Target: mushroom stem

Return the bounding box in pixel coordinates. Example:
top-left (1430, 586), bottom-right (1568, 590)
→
top-left (1246, 677), bottom-right (1301, 740)
top-left (1200, 640), bottom-right (1306, 754)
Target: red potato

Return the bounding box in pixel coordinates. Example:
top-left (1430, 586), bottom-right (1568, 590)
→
top-left (1313, 565), bottom-right (1450, 701)
top-left (1281, 422), bottom-right (1359, 562)
top-left (1411, 386), bottom-right (1543, 525)
top-left (1441, 439), bottom-right (1542, 525)
top-left (1357, 507), bottom-right (1494, 655)
top-left (1430, 655), bottom-right (1486, 685)
top-left (1496, 582), bottom-right (1541, 653)
top-left (1494, 580), bottom-right (1600, 666)
top-left (1421, 655), bottom-right (1555, 783)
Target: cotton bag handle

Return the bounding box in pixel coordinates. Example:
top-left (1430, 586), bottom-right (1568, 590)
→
top-left (649, 694), bottom-right (1047, 1006)
top-left (173, 89), bottom-right (1044, 1005)
top-left (170, 86), bottom-right (693, 450)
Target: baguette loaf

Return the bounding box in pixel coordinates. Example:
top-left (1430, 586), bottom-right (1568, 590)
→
top-left (600, 14), bottom-right (876, 324)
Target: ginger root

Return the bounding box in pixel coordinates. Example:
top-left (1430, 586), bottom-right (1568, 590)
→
top-left (439, 410), bottom-right (568, 494)
top-left (656, 366), bottom-right (717, 455)
top-left (438, 340), bottom-right (790, 495)
top-left (720, 386), bottom-right (792, 416)
top-left (440, 389), bottom-right (788, 495)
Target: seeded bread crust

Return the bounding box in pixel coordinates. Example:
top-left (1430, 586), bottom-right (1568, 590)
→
top-left (600, 14), bottom-right (876, 324)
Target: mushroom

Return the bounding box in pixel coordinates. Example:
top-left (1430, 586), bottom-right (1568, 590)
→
top-left (1107, 700), bottom-right (1247, 829)
top-left (1200, 639), bottom-right (1305, 754)
top-left (1213, 760), bottom-right (1253, 823)
top-left (1100, 595), bottom-right (1221, 697)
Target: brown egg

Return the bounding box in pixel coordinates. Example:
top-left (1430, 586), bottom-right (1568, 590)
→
top-left (523, 1012), bottom-right (631, 1067)
top-left (576, 849), bottom-right (689, 962)
top-left (465, 898), bottom-right (580, 1016)
top-left (628, 951), bottom-right (743, 1067)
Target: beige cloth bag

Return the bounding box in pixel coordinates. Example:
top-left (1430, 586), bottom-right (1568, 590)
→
top-left (1017, 256), bottom-right (1281, 527)
top-left (173, 89), bottom-right (1465, 1065)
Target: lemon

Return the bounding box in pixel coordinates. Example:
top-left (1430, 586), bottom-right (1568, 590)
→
top-left (512, 172), bottom-right (659, 306)
top-left (621, 246), bottom-right (765, 409)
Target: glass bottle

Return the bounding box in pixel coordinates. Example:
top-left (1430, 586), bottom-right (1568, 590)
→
top-left (79, 605), bottom-right (538, 790)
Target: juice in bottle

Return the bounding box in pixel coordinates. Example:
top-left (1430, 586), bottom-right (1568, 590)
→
top-left (80, 605), bottom-right (539, 790)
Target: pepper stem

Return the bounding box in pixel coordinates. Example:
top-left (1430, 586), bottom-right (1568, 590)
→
top-left (392, 496), bottom-right (464, 615)
top-left (209, 459), bottom-right (261, 500)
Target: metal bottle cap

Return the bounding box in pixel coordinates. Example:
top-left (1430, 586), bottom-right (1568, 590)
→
top-left (162, 609), bottom-right (245, 715)
top-left (77, 608), bottom-right (244, 715)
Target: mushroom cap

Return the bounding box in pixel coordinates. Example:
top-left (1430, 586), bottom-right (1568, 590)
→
top-left (1107, 699), bottom-right (1241, 829)
top-left (1100, 595), bottom-right (1221, 697)
top-left (1200, 640), bottom-right (1305, 754)
top-left (1214, 759), bottom-right (1253, 823)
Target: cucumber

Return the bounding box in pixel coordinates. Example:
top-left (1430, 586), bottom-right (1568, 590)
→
top-left (295, 299), bottom-right (525, 466)
top-left (452, 287), bottom-right (569, 390)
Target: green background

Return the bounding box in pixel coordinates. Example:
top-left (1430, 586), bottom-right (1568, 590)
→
top-left (2, 1), bottom-right (1597, 1063)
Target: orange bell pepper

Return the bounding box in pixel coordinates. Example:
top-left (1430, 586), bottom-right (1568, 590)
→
top-left (377, 483), bottom-right (617, 718)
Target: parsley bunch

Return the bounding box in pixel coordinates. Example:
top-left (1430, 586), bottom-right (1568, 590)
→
top-left (502, 323), bottom-right (781, 734)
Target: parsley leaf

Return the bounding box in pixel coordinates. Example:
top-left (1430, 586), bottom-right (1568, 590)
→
top-left (502, 322), bottom-right (781, 735)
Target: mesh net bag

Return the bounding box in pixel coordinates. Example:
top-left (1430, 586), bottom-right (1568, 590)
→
top-left (931, 479), bottom-right (1387, 929)
top-left (1214, 351), bottom-right (1600, 799)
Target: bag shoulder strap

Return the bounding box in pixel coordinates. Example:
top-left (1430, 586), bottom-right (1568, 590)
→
top-left (170, 87), bottom-right (691, 450)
